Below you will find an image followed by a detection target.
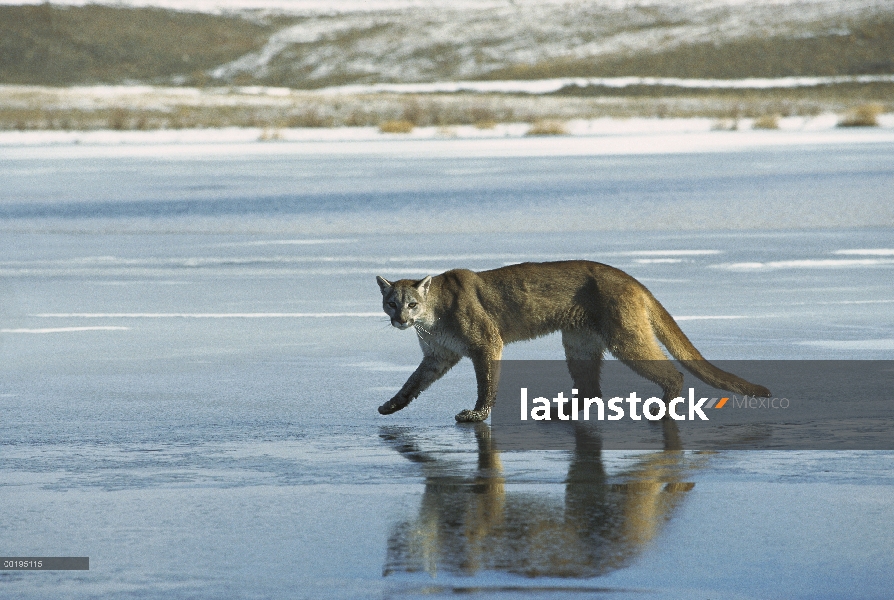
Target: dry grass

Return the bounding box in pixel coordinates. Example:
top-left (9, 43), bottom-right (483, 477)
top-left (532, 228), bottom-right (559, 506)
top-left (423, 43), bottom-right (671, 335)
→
top-left (837, 103), bottom-right (885, 127)
top-left (711, 118), bottom-right (739, 131)
top-left (258, 128), bottom-right (284, 141)
top-left (526, 120), bottom-right (567, 136)
top-left (474, 120), bottom-right (498, 130)
top-left (378, 119), bottom-right (415, 134)
top-left (752, 114), bottom-right (780, 130)
top-left (0, 87), bottom-right (890, 132)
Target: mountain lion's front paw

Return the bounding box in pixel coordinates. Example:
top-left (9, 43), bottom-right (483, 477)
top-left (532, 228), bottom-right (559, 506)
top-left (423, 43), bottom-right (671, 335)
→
top-left (378, 397), bottom-right (406, 415)
top-left (455, 409), bottom-right (489, 423)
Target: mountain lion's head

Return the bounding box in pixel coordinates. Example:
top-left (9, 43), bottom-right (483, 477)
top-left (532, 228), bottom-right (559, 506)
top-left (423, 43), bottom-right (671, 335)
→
top-left (376, 275), bottom-right (432, 330)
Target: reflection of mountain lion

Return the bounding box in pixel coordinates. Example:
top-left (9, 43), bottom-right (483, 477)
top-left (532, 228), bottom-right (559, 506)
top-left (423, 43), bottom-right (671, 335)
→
top-left (381, 422), bottom-right (696, 578)
top-left (377, 261), bottom-right (770, 422)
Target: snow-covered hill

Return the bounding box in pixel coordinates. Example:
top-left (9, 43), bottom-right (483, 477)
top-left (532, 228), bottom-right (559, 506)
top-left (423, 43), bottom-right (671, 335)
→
top-left (0, 0), bottom-right (886, 16)
top-left (1, 0), bottom-right (892, 88)
top-left (206, 0), bottom-right (891, 86)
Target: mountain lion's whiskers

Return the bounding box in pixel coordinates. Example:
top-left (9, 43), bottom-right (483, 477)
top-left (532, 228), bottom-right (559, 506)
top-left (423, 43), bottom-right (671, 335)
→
top-left (414, 323), bottom-right (435, 348)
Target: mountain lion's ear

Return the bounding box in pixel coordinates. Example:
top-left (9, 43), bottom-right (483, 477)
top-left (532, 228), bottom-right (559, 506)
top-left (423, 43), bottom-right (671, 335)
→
top-left (415, 276), bottom-right (433, 298)
top-left (376, 276), bottom-right (393, 295)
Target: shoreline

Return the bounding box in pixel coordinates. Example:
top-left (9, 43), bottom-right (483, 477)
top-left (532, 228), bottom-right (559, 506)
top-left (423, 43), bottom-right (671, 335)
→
top-left (2, 117), bottom-right (893, 159)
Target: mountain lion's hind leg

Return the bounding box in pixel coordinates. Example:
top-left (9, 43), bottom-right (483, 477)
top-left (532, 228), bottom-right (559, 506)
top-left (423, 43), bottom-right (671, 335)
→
top-left (379, 352), bottom-right (461, 415)
top-left (562, 329), bottom-right (605, 418)
top-left (609, 328), bottom-right (684, 414)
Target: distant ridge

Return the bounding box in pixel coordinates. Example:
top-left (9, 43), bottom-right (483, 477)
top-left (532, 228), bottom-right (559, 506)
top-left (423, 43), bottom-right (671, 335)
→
top-left (0, 1), bottom-right (892, 87)
top-left (0, 4), bottom-right (278, 85)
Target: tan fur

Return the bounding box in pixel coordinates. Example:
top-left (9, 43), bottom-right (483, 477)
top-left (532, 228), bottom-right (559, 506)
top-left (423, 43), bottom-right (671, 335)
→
top-left (377, 260), bottom-right (770, 422)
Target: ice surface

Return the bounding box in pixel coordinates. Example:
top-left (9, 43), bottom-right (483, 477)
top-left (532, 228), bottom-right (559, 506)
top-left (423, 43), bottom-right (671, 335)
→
top-left (0, 136), bottom-right (892, 598)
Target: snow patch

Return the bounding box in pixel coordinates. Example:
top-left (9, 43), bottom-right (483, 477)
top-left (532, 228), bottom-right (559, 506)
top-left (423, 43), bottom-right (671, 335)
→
top-left (797, 339), bottom-right (894, 350)
top-left (320, 75), bottom-right (894, 96)
top-left (834, 249), bottom-right (894, 256)
top-left (712, 259), bottom-right (894, 271)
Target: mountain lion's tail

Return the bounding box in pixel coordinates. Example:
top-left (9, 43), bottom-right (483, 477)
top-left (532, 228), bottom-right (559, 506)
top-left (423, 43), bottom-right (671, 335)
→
top-left (647, 296), bottom-right (771, 397)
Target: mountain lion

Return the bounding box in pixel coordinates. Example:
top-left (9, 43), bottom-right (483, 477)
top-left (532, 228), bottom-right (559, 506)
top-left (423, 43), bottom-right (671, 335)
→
top-left (376, 261), bottom-right (770, 422)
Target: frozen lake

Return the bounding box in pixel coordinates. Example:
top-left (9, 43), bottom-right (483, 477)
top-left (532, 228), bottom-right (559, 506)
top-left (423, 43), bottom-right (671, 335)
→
top-left (1, 133), bottom-right (893, 598)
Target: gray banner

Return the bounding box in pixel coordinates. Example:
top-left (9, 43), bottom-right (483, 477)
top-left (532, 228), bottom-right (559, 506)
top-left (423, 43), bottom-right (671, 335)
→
top-left (0, 557), bottom-right (89, 570)
top-left (491, 361), bottom-right (894, 450)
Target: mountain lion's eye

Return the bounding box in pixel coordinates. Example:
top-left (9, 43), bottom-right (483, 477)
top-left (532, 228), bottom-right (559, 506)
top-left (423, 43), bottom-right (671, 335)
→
top-left (408, 302), bottom-right (417, 309)
top-left (388, 302), bottom-right (397, 308)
